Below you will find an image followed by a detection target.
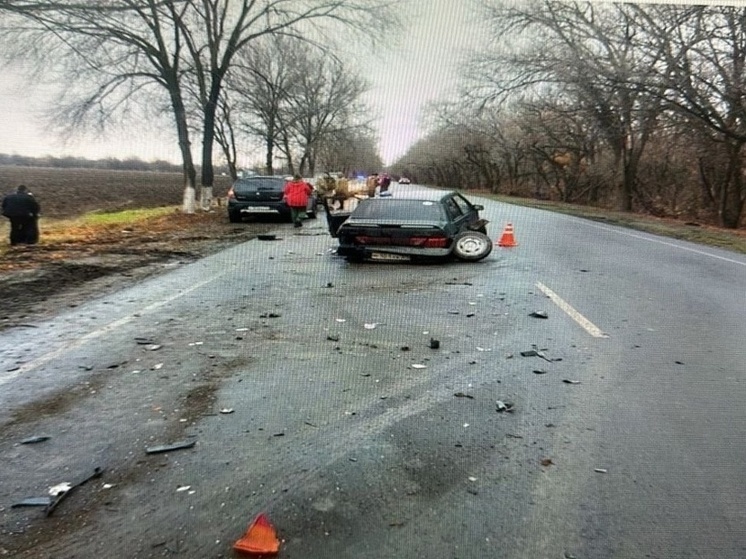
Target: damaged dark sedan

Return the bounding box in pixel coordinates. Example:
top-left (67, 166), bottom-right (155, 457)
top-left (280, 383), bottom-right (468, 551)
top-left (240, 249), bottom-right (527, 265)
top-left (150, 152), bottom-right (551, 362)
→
top-left (326, 189), bottom-right (492, 263)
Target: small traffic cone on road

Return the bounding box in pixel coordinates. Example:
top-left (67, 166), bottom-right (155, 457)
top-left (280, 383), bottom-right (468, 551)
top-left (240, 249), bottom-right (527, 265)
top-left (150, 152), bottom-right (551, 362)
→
top-left (233, 513), bottom-right (280, 556)
top-left (496, 222), bottom-right (518, 247)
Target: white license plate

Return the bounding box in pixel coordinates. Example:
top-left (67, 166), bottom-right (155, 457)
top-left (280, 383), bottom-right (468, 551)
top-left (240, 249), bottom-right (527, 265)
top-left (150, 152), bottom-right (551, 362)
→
top-left (243, 207), bottom-right (276, 213)
top-left (370, 252), bottom-right (410, 261)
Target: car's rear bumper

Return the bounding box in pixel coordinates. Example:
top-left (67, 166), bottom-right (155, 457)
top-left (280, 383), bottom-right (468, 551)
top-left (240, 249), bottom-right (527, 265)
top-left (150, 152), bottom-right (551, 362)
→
top-left (337, 245), bottom-right (452, 258)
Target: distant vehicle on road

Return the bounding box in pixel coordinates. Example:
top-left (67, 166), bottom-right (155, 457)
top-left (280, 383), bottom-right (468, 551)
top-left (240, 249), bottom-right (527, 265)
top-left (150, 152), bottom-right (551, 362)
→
top-left (326, 189), bottom-right (491, 263)
top-left (227, 176), bottom-right (318, 223)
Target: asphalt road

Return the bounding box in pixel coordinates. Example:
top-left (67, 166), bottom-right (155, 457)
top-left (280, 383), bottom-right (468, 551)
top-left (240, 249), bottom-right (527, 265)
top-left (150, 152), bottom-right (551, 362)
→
top-left (1, 191), bottom-right (745, 558)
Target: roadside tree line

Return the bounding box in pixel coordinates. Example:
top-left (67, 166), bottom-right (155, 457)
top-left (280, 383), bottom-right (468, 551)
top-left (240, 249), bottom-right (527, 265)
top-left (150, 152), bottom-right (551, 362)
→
top-left (0, 0), bottom-right (393, 212)
top-left (392, 1), bottom-right (746, 229)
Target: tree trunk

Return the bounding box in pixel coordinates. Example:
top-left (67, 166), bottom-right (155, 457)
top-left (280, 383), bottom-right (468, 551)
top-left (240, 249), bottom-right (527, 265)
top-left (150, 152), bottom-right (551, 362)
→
top-left (719, 141), bottom-right (745, 228)
top-left (200, 76), bottom-right (223, 207)
top-left (169, 84), bottom-right (197, 214)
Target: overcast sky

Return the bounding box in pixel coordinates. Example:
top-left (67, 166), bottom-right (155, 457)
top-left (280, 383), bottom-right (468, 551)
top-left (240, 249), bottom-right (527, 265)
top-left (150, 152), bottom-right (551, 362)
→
top-left (0, 0), bottom-right (483, 167)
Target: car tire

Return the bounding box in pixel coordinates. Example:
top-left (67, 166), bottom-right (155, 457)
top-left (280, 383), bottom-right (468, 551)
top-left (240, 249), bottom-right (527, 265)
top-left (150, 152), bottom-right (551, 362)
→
top-left (228, 211), bottom-right (242, 223)
top-left (452, 231), bottom-right (492, 261)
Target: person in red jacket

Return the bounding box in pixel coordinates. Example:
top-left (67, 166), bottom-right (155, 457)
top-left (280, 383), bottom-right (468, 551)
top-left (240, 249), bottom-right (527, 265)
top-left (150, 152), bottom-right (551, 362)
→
top-left (283, 174), bottom-right (313, 228)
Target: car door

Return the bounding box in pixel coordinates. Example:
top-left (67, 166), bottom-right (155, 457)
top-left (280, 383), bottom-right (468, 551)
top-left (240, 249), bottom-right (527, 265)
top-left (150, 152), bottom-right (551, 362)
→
top-left (442, 195), bottom-right (470, 235)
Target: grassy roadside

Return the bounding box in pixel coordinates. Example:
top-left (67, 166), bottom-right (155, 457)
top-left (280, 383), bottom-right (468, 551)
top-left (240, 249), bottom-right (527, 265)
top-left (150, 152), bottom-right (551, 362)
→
top-left (0, 206), bottom-right (179, 255)
top-left (480, 193), bottom-right (746, 255)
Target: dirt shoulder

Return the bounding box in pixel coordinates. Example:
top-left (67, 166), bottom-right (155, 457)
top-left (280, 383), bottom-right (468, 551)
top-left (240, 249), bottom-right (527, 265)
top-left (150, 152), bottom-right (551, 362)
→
top-left (0, 210), bottom-right (277, 329)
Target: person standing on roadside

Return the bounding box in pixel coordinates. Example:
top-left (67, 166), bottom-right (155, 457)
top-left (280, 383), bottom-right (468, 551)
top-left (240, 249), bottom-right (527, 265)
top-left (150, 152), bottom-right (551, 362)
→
top-left (2, 185), bottom-right (40, 245)
top-left (283, 174), bottom-right (313, 228)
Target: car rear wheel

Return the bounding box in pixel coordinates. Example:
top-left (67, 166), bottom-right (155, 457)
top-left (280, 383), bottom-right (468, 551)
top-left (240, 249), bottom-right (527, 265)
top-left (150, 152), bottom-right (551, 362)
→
top-left (452, 231), bottom-right (492, 261)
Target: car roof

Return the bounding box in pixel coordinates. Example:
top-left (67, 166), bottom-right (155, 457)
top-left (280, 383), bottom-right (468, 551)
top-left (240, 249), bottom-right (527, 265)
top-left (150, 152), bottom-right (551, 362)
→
top-left (385, 188), bottom-right (455, 201)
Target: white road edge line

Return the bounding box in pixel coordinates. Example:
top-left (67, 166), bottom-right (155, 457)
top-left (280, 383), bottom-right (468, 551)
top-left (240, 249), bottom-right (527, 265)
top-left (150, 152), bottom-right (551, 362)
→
top-left (536, 281), bottom-right (609, 338)
top-left (0, 274), bottom-right (223, 385)
top-left (582, 221), bottom-right (746, 266)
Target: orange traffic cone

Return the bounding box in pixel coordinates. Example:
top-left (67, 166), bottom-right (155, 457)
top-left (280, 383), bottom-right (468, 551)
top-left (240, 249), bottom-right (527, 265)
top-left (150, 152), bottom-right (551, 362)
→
top-left (233, 513), bottom-right (281, 556)
top-left (496, 222), bottom-right (518, 247)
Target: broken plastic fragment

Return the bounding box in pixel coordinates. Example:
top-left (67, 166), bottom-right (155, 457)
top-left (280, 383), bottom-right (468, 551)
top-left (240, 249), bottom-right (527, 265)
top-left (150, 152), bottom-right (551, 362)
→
top-left (594, 468), bottom-right (608, 474)
top-left (410, 364), bottom-right (427, 369)
top-left (454, 392), bottom-right (474, 399)
top-left (48, 483), bottom-right (72, 497)
top-left (176, 486), bottom-right (191, 492)
top-left (364, 323), bottom-right (378, 329)
top-left (220, 408), bottom-right (235, 414)
top-left (429, 338), bottom-right (440, 349)
top-left (562, 379), bottom-right (581, 384)
top-left (529, 311), bottom-right (549, 319)
top-left (520, 350), bottom-right (539, 357)
top-left (495, 400), bottom-right (515, 413)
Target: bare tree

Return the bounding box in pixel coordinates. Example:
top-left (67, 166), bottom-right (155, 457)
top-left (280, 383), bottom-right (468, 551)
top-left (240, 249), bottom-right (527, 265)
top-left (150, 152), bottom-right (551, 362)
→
top-left (2, 0), bottom-right (401, 211)
top-left (635, 4), bottom-right (746, 228)
top-left (469, 1), bottom-right (669, 211)
top-left (1, 0), bottom-right (202, 212)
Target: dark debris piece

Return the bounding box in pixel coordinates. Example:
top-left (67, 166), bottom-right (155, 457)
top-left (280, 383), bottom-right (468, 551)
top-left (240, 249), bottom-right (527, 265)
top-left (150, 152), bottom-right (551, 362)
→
top-left (529, 311), bottom-right (549, 319)
top-left (20, 435), bottom-right (50, 444)
top-left (454, 392), bottom-right (474, 399)
top-left (146, 440), bottom-right (196, 454)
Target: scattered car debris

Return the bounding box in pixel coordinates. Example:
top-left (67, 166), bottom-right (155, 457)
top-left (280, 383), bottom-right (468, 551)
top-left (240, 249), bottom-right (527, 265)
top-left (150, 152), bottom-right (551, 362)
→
top-left (454, 392), bottom-right (474, 399)
top-left (220, 408), bottom-right (235, 414)
top-left (259, 312), bottom-right (281, 318)
top-left (595, 468), bottom-right (608, 474)
top-left (146, 440), bottom-right (196, 454)
top-left (533, 369), bottom-right (548, 375)
top-left (364, 323), bottom-right (378, 329)
top-left (410, 364), bottom-right (427, 369)
top-left (495, 400), bottom-right (514, 413)
top-left (327, 334), bottom-right (340, 342)
top-left (146, 344), bottom-right (163, 351)
top-left (20, 435), bottom-right (50, 444)
top-left (529, 311), bottom-right (549, 319)
top-left (520, 349), bottom-right (539, 357)
top-left (49, 482), bottom-right (72, 496)
top-left (540, 458), bottom-right (554, 467)
top-left (135, 337), bottom-right (156, 345)
top-left (45, 467), bottom-right (104, 516)
top-left (272, 432), bottom-right (285, 437)
top-left (176, 485), bottom-right (191, 492)
top-left (256, 234), bottom-right (278, 241)
top-left (562, 379), bottom-right (581, 384)
top-left (429, 338), bottom-right (440, 349)
top-left (506, 433), bottom-right (523, 439)
top-left (324, 282), bottom-right (334, 288)
top-left (12, 496), bottom-right (52, 508)
top-left (400, 346), bottom-right (410, 351)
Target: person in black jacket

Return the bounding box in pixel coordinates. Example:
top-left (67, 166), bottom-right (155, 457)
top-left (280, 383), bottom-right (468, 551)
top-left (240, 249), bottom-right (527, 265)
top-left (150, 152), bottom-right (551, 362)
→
top-left (2, 185), bottom-right (40, 245)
